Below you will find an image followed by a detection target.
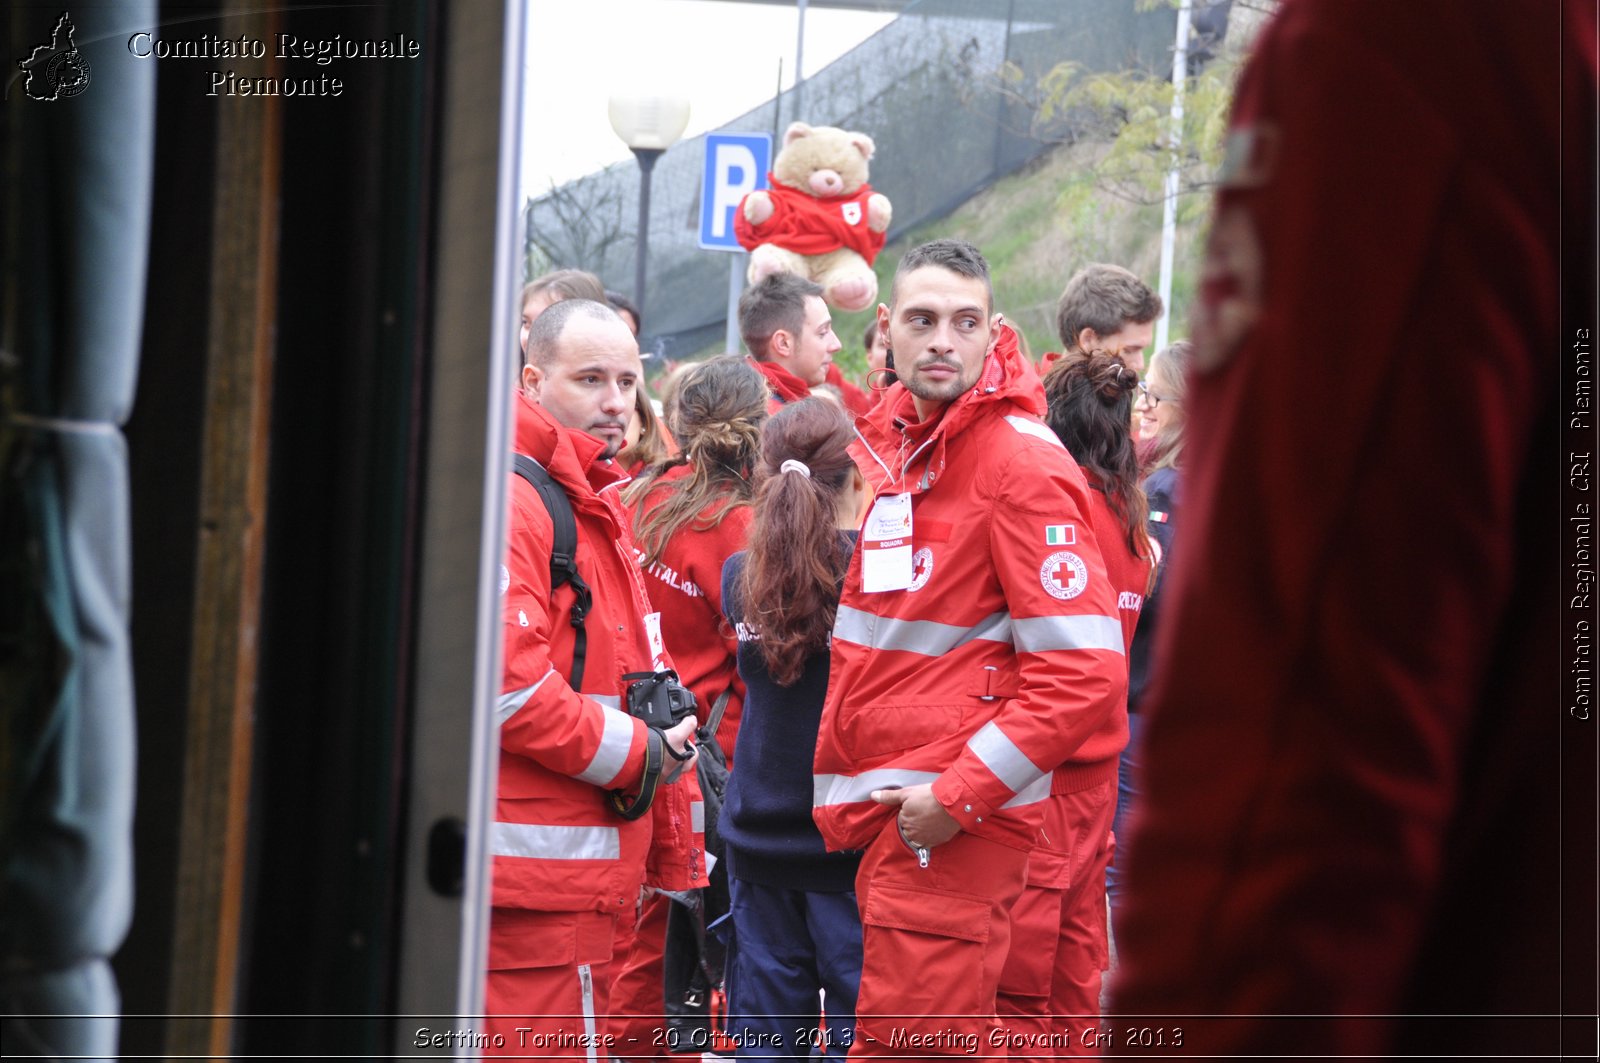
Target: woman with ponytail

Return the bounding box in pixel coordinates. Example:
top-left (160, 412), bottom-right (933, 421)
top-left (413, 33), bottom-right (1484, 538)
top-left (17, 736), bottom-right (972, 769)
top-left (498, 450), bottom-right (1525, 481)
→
top-left (610, 355), bottom-right (767, 1060)
top-left (623, 354), bottom-right (768, 753)
top-left (992, 352), bottom-right (1156, 1053)
top-left (719, 399), bottom-right (867, 1060)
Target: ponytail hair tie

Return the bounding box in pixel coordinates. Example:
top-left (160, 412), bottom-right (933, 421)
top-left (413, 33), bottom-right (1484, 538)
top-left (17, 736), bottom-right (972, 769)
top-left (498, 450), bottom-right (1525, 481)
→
top-left (780, 459), bottom-right (812, 478)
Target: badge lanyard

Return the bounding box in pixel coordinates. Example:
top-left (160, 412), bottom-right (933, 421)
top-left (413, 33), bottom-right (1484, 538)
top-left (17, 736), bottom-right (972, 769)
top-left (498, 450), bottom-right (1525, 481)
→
top-left (644, 611), bottom-right (666, 671)
top-left (855, 426), bottom-right (936, 594)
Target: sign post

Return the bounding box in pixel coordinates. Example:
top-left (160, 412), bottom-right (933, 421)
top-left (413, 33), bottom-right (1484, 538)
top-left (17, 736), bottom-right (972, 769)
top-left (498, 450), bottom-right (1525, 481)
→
top-left (699, 133), bottom-right (771, 353)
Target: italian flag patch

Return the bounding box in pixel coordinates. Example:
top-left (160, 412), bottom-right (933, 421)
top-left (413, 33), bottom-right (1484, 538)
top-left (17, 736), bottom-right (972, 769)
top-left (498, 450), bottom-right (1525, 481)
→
top-left (1150, 511), bottom-right (1170, 524)
top-left (1045, 524), bottom-right (1076, 545)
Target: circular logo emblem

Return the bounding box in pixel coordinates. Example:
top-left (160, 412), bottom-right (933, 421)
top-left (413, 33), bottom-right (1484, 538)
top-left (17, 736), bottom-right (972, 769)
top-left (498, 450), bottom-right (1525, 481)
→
top-left (48, 51), bottom-right (91, 98)
top-left (499, 564), bottom-right (511, 596)
top-left (908, 547), bottom-right (934, 592)
top-left (1040, 550), bottom-right (1088, 601)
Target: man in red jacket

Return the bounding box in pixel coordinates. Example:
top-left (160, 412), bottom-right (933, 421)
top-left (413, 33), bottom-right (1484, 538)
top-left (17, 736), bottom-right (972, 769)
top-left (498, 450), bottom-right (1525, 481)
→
top-left (813, 239), bottom-right (1128, 1056)
top-left (489, 297), bottom-right (699, 1055)
top-left (737, 272), bottom-right (872, 415)
top-left (1111, 1), bottom-right (1595, 1058)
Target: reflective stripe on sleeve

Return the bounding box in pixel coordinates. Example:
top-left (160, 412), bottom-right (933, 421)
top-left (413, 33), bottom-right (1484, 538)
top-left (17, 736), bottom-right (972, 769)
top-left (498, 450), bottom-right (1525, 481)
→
top-left (496, 668), bottom-right (556, 726)
top-left (591, 693), bottom-right (622, 710)
top-left (966, 720), bottom-right (1047, 795)
top-left (573, 707), bottom-right (637, 786)
top-left (1001, 773), bottom-right (1052, 808)
top-left (833, 605), bottom-right (1012, 656)
top-left (813, 768), bottom-right (941, 808)
top-left (690, 801), bottom-right (706, 833)
top-left (491, 822), bottom-right (621, 861)
top-left (1004, 415), bottom-right (1065, 448)
top-left (1011, 614), bottom-right (1126, 655)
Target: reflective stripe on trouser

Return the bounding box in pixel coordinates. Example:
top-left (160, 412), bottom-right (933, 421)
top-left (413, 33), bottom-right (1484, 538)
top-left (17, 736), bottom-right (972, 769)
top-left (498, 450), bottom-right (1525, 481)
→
top-left (724, 874), bottom-right (863, 1060)
top-left (483, 908), bottom-right (616, 1058)
top-left (994, 782), bottom-right (1117, 1061)
top-left (851, 824), bottom-right (1029, 1055)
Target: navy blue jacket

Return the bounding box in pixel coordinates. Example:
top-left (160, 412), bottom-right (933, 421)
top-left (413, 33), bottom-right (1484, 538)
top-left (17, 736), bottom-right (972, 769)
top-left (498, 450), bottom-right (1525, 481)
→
top-left (718, 537), bottom-right (861, 892)
top-left (1128, 466), bottom-right (1180, 712)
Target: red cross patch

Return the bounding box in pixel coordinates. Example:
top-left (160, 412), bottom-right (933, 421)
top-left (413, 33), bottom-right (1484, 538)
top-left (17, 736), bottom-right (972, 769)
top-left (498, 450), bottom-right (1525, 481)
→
top-left (909, 547), bottom-right (934, 592)
top-left (1040, 550), bottom-right (1088, 601)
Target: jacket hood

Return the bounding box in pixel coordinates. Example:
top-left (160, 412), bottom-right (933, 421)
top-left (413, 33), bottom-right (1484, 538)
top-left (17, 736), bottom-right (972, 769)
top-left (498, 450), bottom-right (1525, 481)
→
top-left (856, 322), bottom-right (1043, 460)
top-left (512, 389), bottom-right (629, 506)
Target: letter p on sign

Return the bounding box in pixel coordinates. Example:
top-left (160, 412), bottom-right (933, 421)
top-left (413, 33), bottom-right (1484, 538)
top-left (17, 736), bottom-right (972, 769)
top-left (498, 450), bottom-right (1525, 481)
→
top-left (699, 133), bottom-right (771, 251)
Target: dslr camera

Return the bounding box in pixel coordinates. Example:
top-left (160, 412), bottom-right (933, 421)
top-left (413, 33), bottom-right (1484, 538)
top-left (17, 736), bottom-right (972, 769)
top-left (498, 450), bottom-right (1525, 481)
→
top-left (623, 669), bottom-right (698, 731)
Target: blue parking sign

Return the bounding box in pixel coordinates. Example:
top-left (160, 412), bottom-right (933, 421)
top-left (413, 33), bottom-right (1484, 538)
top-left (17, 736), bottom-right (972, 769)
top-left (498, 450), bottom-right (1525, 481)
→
top-left (699, 133), bottom-right (771, 251)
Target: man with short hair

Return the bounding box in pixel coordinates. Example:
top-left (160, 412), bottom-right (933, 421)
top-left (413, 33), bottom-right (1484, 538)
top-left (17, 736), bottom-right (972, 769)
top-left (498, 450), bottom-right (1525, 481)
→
top-left (519, 267), bottom-right (608, 360)
top-left (489, 297), bottom-right (699, 1054)
top-left (812, 239), bottom-right (1128, 1055)
top-left (737, 273), bottom-right (844, 413)
top-left (1048, 264), bottom-right (1162, 375)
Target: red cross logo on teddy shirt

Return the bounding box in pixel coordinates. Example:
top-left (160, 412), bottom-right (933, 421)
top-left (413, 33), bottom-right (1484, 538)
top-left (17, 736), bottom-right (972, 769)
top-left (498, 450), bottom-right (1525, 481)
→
top-left (1039, 550), bottom-right (1088, 601)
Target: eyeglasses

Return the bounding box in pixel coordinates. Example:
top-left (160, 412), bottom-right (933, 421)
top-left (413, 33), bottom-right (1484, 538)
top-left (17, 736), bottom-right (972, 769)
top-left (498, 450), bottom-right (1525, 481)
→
top-left (1136, 380), bottom-right (1173, 407)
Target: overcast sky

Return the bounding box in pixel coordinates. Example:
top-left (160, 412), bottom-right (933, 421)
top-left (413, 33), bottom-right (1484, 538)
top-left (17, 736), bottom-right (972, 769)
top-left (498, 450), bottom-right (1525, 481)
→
top-left (520, 0), bottom-right (895, 196)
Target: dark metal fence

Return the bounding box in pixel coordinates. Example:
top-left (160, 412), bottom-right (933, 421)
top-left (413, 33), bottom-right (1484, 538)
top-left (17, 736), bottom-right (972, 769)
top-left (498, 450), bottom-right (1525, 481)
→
top-left (525, 0), bottom-right (1180, 361)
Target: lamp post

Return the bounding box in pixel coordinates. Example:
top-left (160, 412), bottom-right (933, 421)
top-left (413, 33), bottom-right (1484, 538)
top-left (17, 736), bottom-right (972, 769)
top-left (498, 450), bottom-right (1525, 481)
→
top-left (607, 94), bottom-right (690, 322)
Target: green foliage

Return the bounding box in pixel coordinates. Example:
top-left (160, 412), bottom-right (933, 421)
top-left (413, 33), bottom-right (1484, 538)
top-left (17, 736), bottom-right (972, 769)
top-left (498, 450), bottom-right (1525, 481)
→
top-left (1024, 54), bottom-right (1239, 208)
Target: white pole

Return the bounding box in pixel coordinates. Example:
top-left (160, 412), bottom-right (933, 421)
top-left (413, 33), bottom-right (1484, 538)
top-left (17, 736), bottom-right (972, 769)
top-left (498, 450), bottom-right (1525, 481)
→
top-left (794, 0), bottom-right (807, 120)
top-left (1155, 0), bottom-right (1193, 353)
top-left (726, 254), bottom-right (744, 354)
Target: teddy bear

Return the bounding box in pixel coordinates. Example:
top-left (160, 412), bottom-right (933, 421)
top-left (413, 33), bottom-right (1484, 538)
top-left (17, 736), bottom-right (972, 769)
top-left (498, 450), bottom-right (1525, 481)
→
top-left (734, 121), bottom-right (892, 313)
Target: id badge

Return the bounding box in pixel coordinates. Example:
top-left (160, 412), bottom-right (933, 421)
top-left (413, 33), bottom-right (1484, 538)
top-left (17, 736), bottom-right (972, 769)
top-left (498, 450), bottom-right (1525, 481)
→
top-left (861, 492), bottom-right (914, 593)
top-left (644, 611), bottom-right (666, 670)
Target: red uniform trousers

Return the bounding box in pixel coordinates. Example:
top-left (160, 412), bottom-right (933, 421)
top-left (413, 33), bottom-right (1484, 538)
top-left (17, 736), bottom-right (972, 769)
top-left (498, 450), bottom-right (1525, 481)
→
top-left (606, 890), bottom-right (674, 1061)
top-left (994, 781), bottom-right (1116, 1059)
top-left (849, 824), bottom-right (1029, 1059)
top-left (483, 908), bottom-right (620, 1059)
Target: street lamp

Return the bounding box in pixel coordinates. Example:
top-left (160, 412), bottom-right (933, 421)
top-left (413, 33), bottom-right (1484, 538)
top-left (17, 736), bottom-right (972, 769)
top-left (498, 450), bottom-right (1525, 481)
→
top-left (607, 94), bottom-right (690, 323)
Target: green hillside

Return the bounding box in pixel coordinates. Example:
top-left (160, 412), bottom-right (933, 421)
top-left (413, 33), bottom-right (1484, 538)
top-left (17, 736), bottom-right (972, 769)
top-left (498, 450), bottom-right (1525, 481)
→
top-left (827, 136), bottom-right (1213, 381)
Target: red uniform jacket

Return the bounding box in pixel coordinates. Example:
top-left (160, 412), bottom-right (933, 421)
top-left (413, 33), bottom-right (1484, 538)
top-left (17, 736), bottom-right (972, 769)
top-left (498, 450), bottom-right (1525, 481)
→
top-left (628, 464), bottom-right (753, 765)
top-left (1051, 480), bottom-right (1151, 792)
top-left (825, 363), bottom-right (873, 417)
top-left (812, 326), bottom-right (1129, 853)
top-left (734, 178), bottom-right (887, 264)
top-left (1084, 477), bottom-right (1152, 658)
top-left (1111, 2), bottom-right (1593, 1056)
top-left (496, 393), bottom-right (695, 914)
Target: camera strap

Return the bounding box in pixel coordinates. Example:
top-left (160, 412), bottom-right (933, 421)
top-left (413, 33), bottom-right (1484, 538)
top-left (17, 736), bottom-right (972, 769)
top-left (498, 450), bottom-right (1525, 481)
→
top-left (610, 728), bottom-right (664, 821)
top-left (511, 453), bottom-right (592, 689)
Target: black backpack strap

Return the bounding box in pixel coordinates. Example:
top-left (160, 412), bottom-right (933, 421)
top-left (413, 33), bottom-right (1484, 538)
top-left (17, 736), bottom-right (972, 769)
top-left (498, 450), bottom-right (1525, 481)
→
top-left (700, 688), bottom-right (732, 748)
top-left (511, 453), bottom-right (592, 690)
